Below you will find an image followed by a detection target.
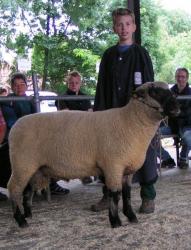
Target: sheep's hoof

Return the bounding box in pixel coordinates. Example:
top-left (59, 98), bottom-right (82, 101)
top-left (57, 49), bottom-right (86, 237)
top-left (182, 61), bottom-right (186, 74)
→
top-left (123, 208), bottom-right (138, 223)
top-left (14, 214), bottom-right (28, 228)
top-left (110, 217), bottom-right (122, 228)
top-left (128, 215), bottom-right (138, 223)
top-left (24, 208), bottom-right (32, 218)
top-left (111, 220), bottom-right (122, 228)
top-left (19, 220), bottom-right (29, 228)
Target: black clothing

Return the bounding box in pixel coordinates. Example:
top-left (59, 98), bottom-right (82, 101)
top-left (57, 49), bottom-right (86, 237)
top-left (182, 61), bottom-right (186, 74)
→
top-left (170, 84), bottom-right (191, 131)
top-left (1, 94), bottom-right (36, 141)
top-left (94, 44), bottom-right (154, 111)
top-left (56, 89), bottom-right (92, 111)
top-left (0, 143), bottom-right (11, 188)
top-left (94, 43), bottom-right (157, 185)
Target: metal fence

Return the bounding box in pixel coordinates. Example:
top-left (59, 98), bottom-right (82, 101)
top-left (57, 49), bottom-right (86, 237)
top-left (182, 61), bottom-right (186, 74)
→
top-left (0, 73), bottom-right (94, 112)
top-left (0, 73), bottom-right (190, 113)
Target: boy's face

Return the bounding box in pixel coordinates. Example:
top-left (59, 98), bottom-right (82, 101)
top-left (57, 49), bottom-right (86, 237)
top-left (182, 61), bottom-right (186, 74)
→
top-left (113, 15), bottom-right (136, 45)
top-left (67, 76), bottom-right (81, 94)
top-left (12, 78), bottom-right (27, 96)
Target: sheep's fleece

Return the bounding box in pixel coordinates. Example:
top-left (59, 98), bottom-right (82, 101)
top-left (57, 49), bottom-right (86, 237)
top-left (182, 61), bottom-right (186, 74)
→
top-left (8, 81), bottom-right (180, 228)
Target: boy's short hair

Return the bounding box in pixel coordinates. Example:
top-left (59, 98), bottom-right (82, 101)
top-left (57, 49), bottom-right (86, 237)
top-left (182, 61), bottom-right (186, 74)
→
top-left (66, 71), bottom-right (82, 83)
top-left (10, 73), bottom-right (27, 88)
top-left (112, 8), bottom-right (135, 24)
top-left (175, 68), bottom-right (189, 78)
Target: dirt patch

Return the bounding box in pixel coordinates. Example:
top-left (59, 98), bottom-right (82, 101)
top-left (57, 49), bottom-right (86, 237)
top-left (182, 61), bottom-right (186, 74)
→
top-left (0, 168), bottom-right (191, 250)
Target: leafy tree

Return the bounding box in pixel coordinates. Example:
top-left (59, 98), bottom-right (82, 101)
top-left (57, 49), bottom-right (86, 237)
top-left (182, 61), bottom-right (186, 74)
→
top-left (1, 0), bottom-right (191, 91)
top-left (156, 8), bottom-right (191, 82)
top-left (140, 0), bottom-right (162, 75)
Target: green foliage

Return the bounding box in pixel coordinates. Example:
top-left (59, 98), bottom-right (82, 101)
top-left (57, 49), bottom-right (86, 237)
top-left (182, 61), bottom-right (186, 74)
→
top-left (154, 7), bottom-right (191, 82)
top-left (141, 0), bottom-right (163, 74)
top-left (1, 0), bottom-right (191, 90)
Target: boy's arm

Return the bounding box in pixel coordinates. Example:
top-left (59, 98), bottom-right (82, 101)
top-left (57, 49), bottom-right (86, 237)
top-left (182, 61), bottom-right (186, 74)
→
top-left (141, 48), bottom-right (154, 83)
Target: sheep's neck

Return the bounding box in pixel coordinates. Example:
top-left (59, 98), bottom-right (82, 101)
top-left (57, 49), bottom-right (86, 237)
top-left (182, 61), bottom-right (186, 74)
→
top-left (121, 99), bottom-right (161, 140)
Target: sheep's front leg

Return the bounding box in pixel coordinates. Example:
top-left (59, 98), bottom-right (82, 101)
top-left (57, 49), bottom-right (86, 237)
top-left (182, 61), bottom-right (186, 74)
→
top-left (108, 189), bottom-right (122, 228)
top-left (122, 175), bottom-right (138, 223)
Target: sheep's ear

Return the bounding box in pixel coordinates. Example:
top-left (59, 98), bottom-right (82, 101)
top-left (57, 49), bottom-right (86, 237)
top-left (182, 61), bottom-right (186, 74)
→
top-left (134, 89), bottom-right (146, 99)
top-left (148, 86), bottom-right (158, 98)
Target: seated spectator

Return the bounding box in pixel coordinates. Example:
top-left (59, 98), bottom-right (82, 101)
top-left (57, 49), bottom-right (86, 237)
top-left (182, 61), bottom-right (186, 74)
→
top-left (160, 67), bottom-right (191, 169)
top-left (56, 70), bottom-right (92, 111)
top-left (56, 70), bottom-right (93, 184)
top-left (0, 106), bottom-right (7, 200)
top-left (0, 73), bottom-right (68, 199)
top-left (0, 73), bottom-right (36, 200)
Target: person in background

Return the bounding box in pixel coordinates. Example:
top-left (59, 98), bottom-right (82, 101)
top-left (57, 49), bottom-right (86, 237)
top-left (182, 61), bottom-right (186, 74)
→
top-left (0, 73), bottom-right (69, 200)
top-left (0, 85), bottom-right (8, 144)
top-left (0, 86), bottom-right (8, 200)
top-left (56, 70), bottom-right (93, 184)
top-left (0, 73), bottom-right (36, 200)
top-left (160, 67), bottom-right (191, 169)
top-left (92, 8), bottom-right (157, 214)
top-left (56, 71), bottom-right (92, 111)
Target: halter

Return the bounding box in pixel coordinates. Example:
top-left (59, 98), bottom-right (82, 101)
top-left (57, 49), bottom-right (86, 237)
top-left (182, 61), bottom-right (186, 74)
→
top-left (133, 95), bottom-right (162, 112)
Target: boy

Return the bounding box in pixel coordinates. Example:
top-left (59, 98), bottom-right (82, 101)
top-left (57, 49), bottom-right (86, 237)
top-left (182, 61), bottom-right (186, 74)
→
top-left (92, 8), bottom-right (157, 213)
top-left (56, 71), bottom-right (92, 111)
top-left (56, 71), bottom-right (93, 184)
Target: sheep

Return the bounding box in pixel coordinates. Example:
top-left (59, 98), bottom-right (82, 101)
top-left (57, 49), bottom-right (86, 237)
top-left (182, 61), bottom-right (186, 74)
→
top-left (7, 81), bottom-right (180, 228)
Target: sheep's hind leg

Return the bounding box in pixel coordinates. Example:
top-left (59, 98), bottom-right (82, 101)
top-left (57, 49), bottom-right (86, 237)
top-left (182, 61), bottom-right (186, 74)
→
top-left (10, 196), bottom-right (28, 228)
top-left (23, 184), bottom-right (34, 218)
top-left (108, 189), bottom-right (122, 228)
top-left (122, 175), bottom-right (138, 223)
top-left (8, 168), bottom-right (37, 227)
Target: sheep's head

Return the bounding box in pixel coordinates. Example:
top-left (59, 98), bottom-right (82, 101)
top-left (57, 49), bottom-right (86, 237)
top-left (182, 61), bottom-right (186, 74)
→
top-left (134, 82), bottom-right (180, 118)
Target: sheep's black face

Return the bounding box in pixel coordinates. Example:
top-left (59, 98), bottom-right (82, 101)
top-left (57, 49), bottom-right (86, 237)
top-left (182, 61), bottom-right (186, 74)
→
top-left (148, 87), bottom-right (180, 117)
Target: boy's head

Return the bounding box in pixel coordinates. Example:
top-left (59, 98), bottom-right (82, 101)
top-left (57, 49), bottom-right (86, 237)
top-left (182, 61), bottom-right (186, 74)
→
top-left (11, 73), bottom-right (27, 96)
top-left (112, 8), bottom-right (136, 45)
top-left (66, 71), bottom-right (82, 94)
top-left (112, 8), bottom-right (135, 24)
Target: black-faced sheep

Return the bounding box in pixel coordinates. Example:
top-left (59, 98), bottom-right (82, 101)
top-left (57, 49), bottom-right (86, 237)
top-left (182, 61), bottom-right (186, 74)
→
top-left (7, 82), bottom-right (180, 228)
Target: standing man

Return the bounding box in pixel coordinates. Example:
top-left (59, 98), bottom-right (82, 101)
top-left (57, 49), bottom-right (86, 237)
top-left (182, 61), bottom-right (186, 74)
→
top-left (92, 8), bottom-right (157, 213)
